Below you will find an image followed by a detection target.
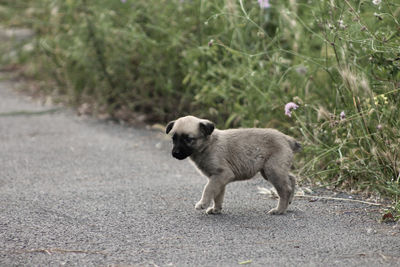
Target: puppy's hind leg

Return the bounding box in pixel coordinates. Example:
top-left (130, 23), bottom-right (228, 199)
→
top-left (288, 174), bottom-right (296, 205)
top-left (261, 164), bottom-right (294, 215)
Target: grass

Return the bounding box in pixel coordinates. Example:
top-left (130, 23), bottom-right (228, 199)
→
top-left (0, 0), bottom-right (399, 216)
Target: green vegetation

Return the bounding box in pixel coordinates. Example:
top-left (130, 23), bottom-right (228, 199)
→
top-left (1, 0), bottom-right (399, 214)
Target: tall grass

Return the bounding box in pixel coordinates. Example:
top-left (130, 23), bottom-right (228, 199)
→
top-left (1, 0), bottom-right (399, 213)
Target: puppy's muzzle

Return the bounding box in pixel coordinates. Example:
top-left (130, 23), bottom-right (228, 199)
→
top-left (172, 148), bottom-right (188, 160)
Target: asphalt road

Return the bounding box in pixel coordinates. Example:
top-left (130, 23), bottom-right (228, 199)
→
top-left (1, 78), bottom-right (400, 267)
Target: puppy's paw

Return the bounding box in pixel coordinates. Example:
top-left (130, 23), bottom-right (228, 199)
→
top-left (195, 201), bottom-right (208, 210)
top-left (268, 208), bottom-right (285, 215)
top-left (206, 207), bottom-right (222, 215)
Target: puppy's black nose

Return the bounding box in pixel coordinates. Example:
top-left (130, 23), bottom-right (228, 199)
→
top-left (172, 149), bottom-right (180, 157)
top-left (172, 149), bottom-right (187, 160)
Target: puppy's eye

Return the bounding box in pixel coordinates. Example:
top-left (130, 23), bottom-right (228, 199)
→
top-left (185, 136), bottom-right (195, 143)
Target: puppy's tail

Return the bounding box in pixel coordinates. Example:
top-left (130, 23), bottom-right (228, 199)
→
top-left (286, 136), bottom-right (302, 153)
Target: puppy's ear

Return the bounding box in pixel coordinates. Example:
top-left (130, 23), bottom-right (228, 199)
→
top-left (166, 120), bottom-right (175, 134)
top-left (199, 120), bottom-right (215, 136)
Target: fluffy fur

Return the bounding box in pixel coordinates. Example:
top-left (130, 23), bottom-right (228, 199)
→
top-left (166, 115), bottom-right (300, 215)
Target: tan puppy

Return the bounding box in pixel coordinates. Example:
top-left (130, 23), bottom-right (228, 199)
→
top-left (166, 115), bottom-right (301, 215)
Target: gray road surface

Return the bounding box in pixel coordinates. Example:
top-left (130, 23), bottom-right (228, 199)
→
top-left (1, 78), bottom-right (400, 266)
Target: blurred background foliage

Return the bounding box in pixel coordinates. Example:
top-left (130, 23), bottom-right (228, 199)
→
top-left (0, 0), bottom-right (399, 213)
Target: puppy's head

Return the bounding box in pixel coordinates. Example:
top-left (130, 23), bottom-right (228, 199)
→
top-left (166, 116), bottom-right (214, 160)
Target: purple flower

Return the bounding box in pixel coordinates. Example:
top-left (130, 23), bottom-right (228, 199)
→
top-left (340, 111), bottom-right (345, 120)
top-left (258, 0), bottom-right (271, 9)
top-left (284, 102), bottom-right (299, 117)
top-left (121, 0), bottom-right (126, 3)
top-left (377, 124), bottom-right (382, 130)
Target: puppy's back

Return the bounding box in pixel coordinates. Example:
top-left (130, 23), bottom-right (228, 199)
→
top-left (217, 128), bottom-right (291, 151)
top-left (212, 128), bottom-right (294, 179)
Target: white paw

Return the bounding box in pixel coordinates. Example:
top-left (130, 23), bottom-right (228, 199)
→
top-left (195, 201), bottom-right (209, 210)
top-left (206, 207), bottom-right (222, 215)
top-left (268, 208), bottom-right (285, 215)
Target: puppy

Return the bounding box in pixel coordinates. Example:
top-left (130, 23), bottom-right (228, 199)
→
top-left (166, 115), bottom-right (301, 215)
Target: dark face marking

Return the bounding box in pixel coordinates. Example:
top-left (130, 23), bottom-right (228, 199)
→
top-left (171, 133), bottom-right (196, 160)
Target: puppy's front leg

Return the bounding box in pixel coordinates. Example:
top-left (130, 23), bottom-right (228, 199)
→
top-left (195, 172), bottom-right (233, 214)
top-left (195, 179), bottom-right (222, 210)
top-left (206, 186), bottom-right (226, 214)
